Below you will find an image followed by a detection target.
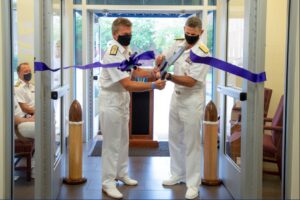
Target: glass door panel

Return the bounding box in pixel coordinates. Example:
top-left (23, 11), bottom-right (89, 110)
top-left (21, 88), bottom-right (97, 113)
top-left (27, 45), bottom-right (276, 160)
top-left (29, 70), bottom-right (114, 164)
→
top-left (224, 95), bottom-right (242, 166)
top-left (93, 13), bottom-right (101, 137)
top-left (225, 0), bottom-right (244, 168)
top-left (52, 0), bottom-right (62, 164)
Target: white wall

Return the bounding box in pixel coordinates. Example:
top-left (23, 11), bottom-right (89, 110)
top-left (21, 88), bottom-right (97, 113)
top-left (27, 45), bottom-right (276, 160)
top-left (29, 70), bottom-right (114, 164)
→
top-left (17, 0), bottom-right (35, 81)
top-left (0, 0), bottom-right (5, 198)
top-left (264, 0), bottom-right (287, 117)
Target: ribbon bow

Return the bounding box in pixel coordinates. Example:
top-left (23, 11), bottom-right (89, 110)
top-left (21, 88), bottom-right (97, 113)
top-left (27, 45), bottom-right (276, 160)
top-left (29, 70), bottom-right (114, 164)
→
top-left (118, 51), bottom-right (155, 72)
top-left (34, 51), bottom-right (155, 72)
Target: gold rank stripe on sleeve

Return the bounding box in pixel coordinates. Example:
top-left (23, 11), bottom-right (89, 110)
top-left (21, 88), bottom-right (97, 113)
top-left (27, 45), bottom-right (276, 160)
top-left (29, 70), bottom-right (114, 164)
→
top-left (199, 43), bottom-right (209, 54)
top-left (110, 45), bottom-right (119, 56)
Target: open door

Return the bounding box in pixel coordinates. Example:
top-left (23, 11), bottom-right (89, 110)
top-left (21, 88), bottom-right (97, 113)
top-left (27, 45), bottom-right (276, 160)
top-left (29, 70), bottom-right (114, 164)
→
top-left (34, 0), bottom-right (68, 198)
top-left (218, 0), bottom-right (266, 198)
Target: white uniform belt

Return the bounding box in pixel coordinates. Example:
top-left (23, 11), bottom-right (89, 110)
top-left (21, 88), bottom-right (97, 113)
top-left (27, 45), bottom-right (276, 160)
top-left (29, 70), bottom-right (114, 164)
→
top-left (174, 89), bottom-right (202, 95)
top-left (101, 87), bottom-right (126, 93)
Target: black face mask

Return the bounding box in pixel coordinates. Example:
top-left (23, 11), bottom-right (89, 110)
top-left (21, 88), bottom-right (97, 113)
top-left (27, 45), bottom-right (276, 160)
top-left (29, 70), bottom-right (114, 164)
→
top-left (117, 34), bottom-right (132, 46)
top-left (23, 73), bottom-right (32, 82)
top-left (185, 34), bottom-right (199, 45)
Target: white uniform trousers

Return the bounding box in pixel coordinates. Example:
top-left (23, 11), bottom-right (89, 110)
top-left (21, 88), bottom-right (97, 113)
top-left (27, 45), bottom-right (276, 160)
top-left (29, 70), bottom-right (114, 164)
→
top-left (168, 91), bottom-right (204, 188)
top-left (100, 92), bottom-right (130, 188)
top-left (17, 122), bottom-right (35, 139)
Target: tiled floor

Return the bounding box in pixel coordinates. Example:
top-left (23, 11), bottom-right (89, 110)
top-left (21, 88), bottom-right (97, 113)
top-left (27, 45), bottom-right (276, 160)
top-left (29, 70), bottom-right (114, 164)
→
top-left (14, 139), bottom-right (282, 199)
top-left (58, 142), bottom-right (233, 200)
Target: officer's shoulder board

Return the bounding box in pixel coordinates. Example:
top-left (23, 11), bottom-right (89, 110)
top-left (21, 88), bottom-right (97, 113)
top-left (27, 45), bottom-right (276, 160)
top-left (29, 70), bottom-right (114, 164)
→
top-left (110, 45), bottom-right (119, 56)
top-left (199, 43), bottom-right (209, 54)
top-left (15, 80), bottom-right (21, 87)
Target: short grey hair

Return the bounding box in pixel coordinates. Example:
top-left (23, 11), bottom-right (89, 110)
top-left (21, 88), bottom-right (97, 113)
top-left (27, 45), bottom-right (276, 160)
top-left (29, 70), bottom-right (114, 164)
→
top-left (17, 62), bottom-right (29, 73)
top-left (112, 17), bottom-right (132, 35)
top-left (185, 16), bottom-right (202, 30)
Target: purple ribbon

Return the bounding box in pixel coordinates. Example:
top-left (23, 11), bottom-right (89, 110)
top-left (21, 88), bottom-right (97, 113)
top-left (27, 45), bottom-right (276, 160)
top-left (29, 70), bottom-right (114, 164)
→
top-left (118, 51), bottom-right (155, 71)
top-left (190, 51), bottom-right (266, 83)
top-left (34, 51), bottom-right (155, 72)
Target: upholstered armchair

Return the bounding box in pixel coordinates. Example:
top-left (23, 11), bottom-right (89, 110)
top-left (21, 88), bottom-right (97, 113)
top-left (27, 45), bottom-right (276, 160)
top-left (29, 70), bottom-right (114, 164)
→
top-left (14, 126), bottom-right (35, 181)
top-left (263, 95), bottom-right (284, 178)
top-left (230, 88), bottom-right (273, 126)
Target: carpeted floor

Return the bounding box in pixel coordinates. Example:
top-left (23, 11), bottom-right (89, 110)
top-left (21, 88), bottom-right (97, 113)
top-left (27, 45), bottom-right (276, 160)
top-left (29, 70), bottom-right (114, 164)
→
top-left (90, 141), bottom-right (170, 157)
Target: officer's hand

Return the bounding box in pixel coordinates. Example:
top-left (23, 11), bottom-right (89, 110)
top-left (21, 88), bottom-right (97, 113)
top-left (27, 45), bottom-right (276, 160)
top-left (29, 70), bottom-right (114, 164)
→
top-left (154, 79), bottom-right (166, 90)
top-left (155, 71), bottom-right (161, 79)
top-left (165, 73), bottom-right (171, 80)
top-left (150, 67), bottom-right (161, 79)
top-left (155, 55), bottom-right (165, 68)
top-left (27, 117), bottom-right (35, 122)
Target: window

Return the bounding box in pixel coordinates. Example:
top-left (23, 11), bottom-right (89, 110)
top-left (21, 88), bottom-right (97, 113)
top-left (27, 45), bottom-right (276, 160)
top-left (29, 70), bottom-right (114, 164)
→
top-left (86, 0), bottom-right (203, 5)
top-left (98, 16), bottom-right (187, 56)
top-left (12, 1), bottom-right (18, 83)
top-left (205, 10), bottom-right (216, 104)
top-left (73, 0), bottom-right (82, 4)
top-left (74, 10), bottom-right (83, 105)
top-left (208, 0), bottom-right (216, 6)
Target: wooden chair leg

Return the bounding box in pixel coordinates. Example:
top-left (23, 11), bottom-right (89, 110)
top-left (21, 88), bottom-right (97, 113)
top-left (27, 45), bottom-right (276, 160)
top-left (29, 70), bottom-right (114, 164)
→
top-left (277, 157), bottom-right (282, 179)
top-left (26, 154), bottom-right (32, 181)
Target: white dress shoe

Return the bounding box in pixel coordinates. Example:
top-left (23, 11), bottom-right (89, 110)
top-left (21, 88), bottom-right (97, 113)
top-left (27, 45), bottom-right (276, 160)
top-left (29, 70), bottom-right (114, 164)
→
top-left (185, 187), bottom-right (199, 199)
top-left (102, 186), bottom-right (123, 199)
top-left (117, 176), bottom-right (138, 186)
top-left (162, 176), bottom-right (183, 186)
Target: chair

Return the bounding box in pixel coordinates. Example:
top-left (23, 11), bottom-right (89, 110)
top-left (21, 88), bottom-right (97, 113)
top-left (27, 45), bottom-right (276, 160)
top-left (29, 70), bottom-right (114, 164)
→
top-left (230, 88), bottom-right (273, 125)
top-left (229, 123), bottom-right (241, 163)
top-left (228, 92), bottom-right (283, 175)
top-left (263, 88), bottom-right (273, 118)
top-left (14, 126), bottom-right (35, 181)
top-left (263, 95), bottom-right (284, 177)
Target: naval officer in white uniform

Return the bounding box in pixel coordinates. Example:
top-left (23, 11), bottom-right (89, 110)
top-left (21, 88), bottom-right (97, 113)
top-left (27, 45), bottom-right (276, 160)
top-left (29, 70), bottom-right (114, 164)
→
top-left (157, 16), bottom-right (210, 199)
top-left (100, 17), bottom-right (166, 199)
top-left (14, 63), bottom-right (35, 115)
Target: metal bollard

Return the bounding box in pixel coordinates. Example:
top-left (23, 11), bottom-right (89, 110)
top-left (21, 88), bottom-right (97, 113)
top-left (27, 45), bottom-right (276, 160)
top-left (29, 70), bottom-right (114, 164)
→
top-left (202, 100), bottom-right (222, 185)
top-left (63, 100), bottom-right (87, 185)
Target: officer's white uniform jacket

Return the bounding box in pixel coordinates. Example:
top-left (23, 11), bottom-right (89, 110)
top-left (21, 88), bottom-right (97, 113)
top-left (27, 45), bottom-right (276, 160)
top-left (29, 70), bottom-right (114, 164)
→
top-left (99, 39), bottom-right (132, 188)
top-left (14, 96), bottom-right (24, 118)
top-left (164, 39), bottom-right (210, 94)
top-left (14, 79), bottom-right (35, 111)
top-left (164, 39), bottom-right (210, 188)
top-left (14, 96), bottom-right (35, 139)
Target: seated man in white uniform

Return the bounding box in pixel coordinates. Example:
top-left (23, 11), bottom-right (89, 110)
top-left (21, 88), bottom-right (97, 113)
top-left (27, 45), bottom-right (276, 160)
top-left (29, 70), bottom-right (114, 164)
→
top-left (15, 62), bottom-right (35, 115)
top-left (14, 96), bottom-right (35, 139)
top-left (157, 16), bottom-right (210, 199)
top-left (100, 17), bottom-right (166, 199)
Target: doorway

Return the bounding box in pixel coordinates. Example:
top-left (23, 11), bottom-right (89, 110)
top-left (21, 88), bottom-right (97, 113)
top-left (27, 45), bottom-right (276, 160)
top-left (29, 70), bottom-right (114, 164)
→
top-left (79, 11), bottom-right (216, 142)
top-left (2, 0), bottom-right (299, 198)
top-left (11, 0), bottom-right (36, 198)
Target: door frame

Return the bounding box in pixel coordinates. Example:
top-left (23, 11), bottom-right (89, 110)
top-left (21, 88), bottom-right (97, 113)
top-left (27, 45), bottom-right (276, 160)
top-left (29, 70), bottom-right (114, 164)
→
top-left (241, 1), bottom-right (266, 197)
top-left (218, 0), bottom-right (266, 198)
top-left (34, 0), bottom-right (66, 198)
top-left (284, 0), bottom-right (299, 198)
top-left (73, 0), bottom-right (218, 142)
top-left (1, 0), bottom-right (13, 198)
